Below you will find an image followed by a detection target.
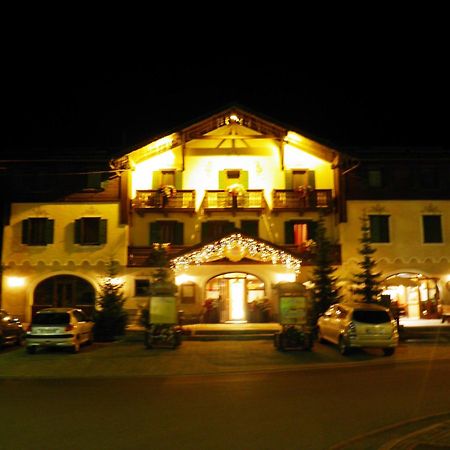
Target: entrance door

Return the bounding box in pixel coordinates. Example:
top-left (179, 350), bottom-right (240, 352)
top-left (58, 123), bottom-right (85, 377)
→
top-left (228, 278), bottom-right (246, 322)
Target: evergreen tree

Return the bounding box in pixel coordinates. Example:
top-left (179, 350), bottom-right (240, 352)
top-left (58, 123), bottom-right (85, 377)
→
top-left (352, 214), bottom-right (383, 303)
top-left (311, 215), bottom-right (341, 318)
top-left (93, 259), bottom-right (128, 341)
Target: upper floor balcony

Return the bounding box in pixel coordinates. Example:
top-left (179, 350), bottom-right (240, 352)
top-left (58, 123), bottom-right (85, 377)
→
top-left (132, 189), bottom-right (196, 215)
top-left (272, 189), bottom-right (333, 215)
top-left (201, 190), bottom-right (266, 216)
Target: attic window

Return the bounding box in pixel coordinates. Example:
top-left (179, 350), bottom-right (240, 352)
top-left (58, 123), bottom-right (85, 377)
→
top-left (227, 170), bottom-right (241, 179)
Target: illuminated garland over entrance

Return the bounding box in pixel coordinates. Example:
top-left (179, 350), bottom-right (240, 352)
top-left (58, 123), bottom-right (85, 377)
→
top-left (171, 233), bottom-right (302, 273)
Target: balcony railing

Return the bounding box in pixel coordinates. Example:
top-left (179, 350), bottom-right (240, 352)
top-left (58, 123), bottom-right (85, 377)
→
top-left (282, 244), bottom-right (341, 265)
top-left (128, 245), bottom-right (187, 267)
top-left (132, 190), bottom-right (196, 214)
top-left (202, 190), bottom-right (266, 214)
top-left (272, 189), bottom-right (333, 213)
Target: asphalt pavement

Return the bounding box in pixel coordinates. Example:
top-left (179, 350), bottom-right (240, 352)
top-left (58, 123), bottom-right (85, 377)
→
top-left (1, 321), bottom-right (450, 449)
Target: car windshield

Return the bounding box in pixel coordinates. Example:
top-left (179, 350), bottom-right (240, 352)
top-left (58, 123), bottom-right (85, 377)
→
top-left (33, 313), bottom-right (70, 325)
top-left (353, 310), bottom-right (391, 324)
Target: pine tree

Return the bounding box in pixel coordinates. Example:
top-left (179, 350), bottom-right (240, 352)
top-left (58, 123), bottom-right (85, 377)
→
top-left (352, 214), bottom-right (383, 303)
top-left (93, 259), bottom-right (128, 341)
top-left (311, 215), bottom-right (341, 318)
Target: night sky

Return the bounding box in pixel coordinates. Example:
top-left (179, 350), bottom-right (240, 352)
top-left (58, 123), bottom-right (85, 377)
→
top-left (4, 44), bottom-right (449, 159)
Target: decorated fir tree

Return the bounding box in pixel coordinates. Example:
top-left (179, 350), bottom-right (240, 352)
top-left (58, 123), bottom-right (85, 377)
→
top-left (352, 214), bottom-right (383, 303)
top-left (93, 259), bottom-right (128, 341)
top-left (311, 215), bottom-right (341, 318)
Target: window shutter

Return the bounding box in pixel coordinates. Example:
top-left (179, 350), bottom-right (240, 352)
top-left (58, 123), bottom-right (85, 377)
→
top-left (174, 222), bottom-right (184, 245)
top-left (174, 171), bottom-right (183, 190)
top-left (307, 221), bottom-right (318, 241)
top-left (307, 170), bottom-right (316, 189)
top-left (218, 171), bottom-right (227, 189)
top-left (201, 222), bottom-right (211, 242)
top-left (45, 219), bottom-right (54, 244)
top-left (285, 170), bottom-right (293, 189)
top-left (150, 222), bottom-right (161, 244)
top-left (99, 219), bottom-right (107, 244)
top-left (152, 171), bottom-right (162, 189)
top-left (74, 219), bottom-right (82, 244)
top-left (423, 216), bottom-right (442, 243)
top-left (22, 219), bottom-right (30, 244)
top-left (240, 170), bottom-right (249, 189)
top-left (284, 221), bottom-right (294, 244)
top-left (241, 220), bottom-right (258, 237)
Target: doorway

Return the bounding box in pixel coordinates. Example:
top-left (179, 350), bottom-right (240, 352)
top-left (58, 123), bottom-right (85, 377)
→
top-left (204, 273), bottom-right (266, 323)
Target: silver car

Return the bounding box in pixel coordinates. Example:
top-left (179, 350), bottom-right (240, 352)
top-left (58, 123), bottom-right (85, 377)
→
top-left (317, 302), bottom-right (399, 356)
top-left (26, 308), bottom-right (94, 354)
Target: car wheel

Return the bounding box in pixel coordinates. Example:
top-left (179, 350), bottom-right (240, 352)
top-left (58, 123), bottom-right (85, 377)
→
top-left (26, 346), bottom-right (37, 354)
top-left (383, 347), bottom-right (395, 356)
top-left (338, 336), bottom-right (350, 355)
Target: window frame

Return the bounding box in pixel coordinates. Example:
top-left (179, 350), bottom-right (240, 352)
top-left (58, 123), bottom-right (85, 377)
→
top-left (74, 217), bottom-right (107, 246)
top-left (22, 218), bottom-right (54, 246)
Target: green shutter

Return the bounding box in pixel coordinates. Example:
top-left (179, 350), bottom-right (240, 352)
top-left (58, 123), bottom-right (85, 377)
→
top-left (240, 171), bottom-right (249, 189)
top-left (423, 216), bottom-right (442, 243)
top-left (45, 219), bottom-right (54, 244)
top-left (285, 170), bottom-right (293, 189)
top-left (218, 171), bottom-right (227, 189)
top-left (201, 222), bottom-right (211, 242)
top-left (307, 221), bottom-right (318, 241)
top-left (307, 170), bottom-right (316, 189)
top-left (152, 171), bottom-right (162, 189)
top-left (174, 171), bottom-right (183, 190)
top-left (174, 222), bottom-right (184, 245)
top-left (284, 221), bottom-right (294, 244)
top-left (74, 219), bottom-right (82, 244)
top-left (99, 219), bottom-right (107, 244)
top-left (150, 222), bottom-right (161, 244)
top-left (22, 219), bottom-right (30, 244)
top-left (241, 220), bottom-right (258, 237)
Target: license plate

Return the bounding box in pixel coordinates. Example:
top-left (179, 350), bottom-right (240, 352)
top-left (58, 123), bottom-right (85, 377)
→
top-left (39, 328), bottom-right (58, 334)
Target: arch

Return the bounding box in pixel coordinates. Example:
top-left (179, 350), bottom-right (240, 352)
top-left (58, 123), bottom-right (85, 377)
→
top-left (381, 271), bottom-right (441, 320)
top-left (32, 275), bottom-right (96, 317)
top-left (204, 271), bottom-right (268, 323)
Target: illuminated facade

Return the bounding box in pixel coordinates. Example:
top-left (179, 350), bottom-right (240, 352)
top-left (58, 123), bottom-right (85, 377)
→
top-left (1, 107), bottom-right (449, 323)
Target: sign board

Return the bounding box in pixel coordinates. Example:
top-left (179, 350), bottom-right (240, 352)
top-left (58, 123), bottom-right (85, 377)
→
top-left (279, 296), bottom-right (308, 325)
top-left (150, 296), bottom-right (177, 324)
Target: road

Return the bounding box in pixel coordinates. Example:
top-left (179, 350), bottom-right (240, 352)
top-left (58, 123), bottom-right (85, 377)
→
top-left (1, 358), bottom-right (449, 450)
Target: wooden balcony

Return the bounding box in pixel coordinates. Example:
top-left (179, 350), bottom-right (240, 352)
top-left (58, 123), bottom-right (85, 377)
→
top-left (282, 244), bottom-right (342, 265)
top-left (202, 190), bottom-right (266, 215)
top-left (128, 245), bottom-right (187, 267)
top-left (272, 189), bottom-right (333, 214)
top-left (132, 190), bottom-right (196, 215)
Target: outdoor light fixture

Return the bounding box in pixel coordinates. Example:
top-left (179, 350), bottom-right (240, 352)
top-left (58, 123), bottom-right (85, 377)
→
top-left (6, 276), bottom-right (25, 288)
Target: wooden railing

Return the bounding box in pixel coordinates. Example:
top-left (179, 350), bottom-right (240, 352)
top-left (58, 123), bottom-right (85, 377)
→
top-left (281, 243), bottom-right (341, 265)
top-left (128, 245), bottom-right (187, 267)
top-left (202, 190), bottom-right (266, 213)
top-left (272, 189), bottom-right (333, 212)
top-left (132, 190), bottom-right (196, 213)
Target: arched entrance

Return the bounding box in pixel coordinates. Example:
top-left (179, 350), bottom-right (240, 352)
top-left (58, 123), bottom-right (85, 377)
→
top-left (33, 275), bottom-right (96, 317)
top-left (204, 273), bottom-right (268, 323)
top-left (381, 272), bottom-right (440, 320)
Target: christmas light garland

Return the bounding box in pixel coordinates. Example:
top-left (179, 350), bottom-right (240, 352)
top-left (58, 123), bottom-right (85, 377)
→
top-left (171, 233), bottom-right (302, 273)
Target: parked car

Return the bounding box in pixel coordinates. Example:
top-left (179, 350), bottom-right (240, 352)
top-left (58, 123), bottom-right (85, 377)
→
top-left (26, 308), bottom-right (94, 354)
top-left (0, 309), bottom-right (25, 348)
top-left (317, 302), bottom-right (399, 356)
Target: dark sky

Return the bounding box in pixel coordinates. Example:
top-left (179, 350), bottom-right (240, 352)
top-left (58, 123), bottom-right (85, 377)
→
top-left (4, 43), bottom-right (449, 158)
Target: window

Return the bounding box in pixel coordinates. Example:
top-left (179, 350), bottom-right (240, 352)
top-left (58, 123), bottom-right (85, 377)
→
top-left (135, 279), bottom-right (150, 297)
top-left (150, 221), bottom-right (184, 245)
top-left (369, 215), bottom-right (390, 243)
top-left (74, 218), bottom-right (107, 245)
top-left (423, 215), bottom-right (443, 243)
top-left (201, 221), bottom-right (235, 241)
top-left (284, 220), bottom-right (317, 245)
top-left (22, 218), bottom-right (54, 246)
top-left (219, 170), bottom-right (248, 189)
top-left (241, 220), bottom-right (259, 237)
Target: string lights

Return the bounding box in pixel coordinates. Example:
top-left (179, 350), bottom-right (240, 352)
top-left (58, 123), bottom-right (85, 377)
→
top-left (171, 233), bottom-right (302, 273)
